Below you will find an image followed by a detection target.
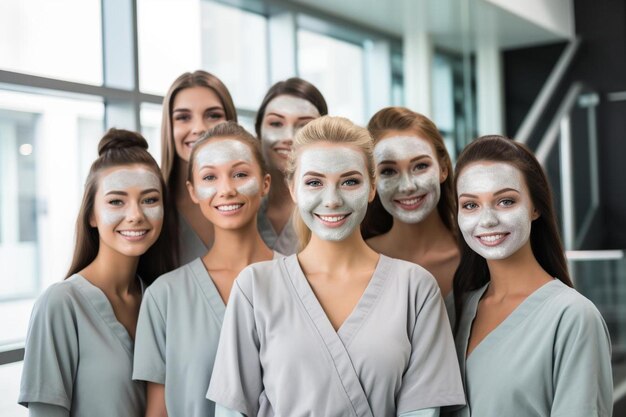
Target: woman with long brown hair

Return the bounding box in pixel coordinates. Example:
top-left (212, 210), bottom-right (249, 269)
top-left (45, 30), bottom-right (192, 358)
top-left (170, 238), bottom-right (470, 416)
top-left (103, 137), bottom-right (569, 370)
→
top-left (19, 129), bottom-right (174, 417)
top-left (446, 135), bottom-right (612, 417)
top-left (363, 107), bottom-right (458, 296)
top-left (161, 70), bottom-right (237, 265)
top-left (254, 77), bottom-right (327, 255)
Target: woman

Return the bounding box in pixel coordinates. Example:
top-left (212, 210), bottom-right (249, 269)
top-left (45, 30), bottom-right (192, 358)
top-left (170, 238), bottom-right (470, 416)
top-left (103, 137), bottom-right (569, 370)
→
top-left (447, 135), bottom-right (612, 416)
top-left (133, 122), bottom-right (279, 417)
top-left (363, 107), bottom-right (458, 297)
top-left (255, 77), bottom-right (327, 255)
top-left (161, 70), bottom-right (237, 265)
top-left (208, 116), bottom-right (465, 417)
top-left (19, 129), bottom-right (174, 417)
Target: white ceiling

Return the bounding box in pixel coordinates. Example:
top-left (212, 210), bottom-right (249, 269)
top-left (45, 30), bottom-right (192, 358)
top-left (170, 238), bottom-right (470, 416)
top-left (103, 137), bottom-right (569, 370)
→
top-left (287, 0), bottom-right (572, 52)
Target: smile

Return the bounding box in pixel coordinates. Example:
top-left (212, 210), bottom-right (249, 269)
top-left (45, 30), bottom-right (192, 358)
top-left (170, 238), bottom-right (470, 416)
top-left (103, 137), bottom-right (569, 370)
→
top-left (216, 203), bottom-right (244, 212)
top-left (476, 233), bottom-right (510, 246)
top-left (274, 148), bottom-right (291, 157)
top-left (184, 140), bottom-right (196, 149)
top-left (393, 194), bottom-right (425, 209)
top-left (315, 213), bottom-right (350, 226)
top-left (118, 230), bottom-right (148, 237)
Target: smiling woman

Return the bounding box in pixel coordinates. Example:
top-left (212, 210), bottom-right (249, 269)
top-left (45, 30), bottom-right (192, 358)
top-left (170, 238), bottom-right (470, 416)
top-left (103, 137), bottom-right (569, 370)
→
top-left (18, 129), bottom-right (175, 417)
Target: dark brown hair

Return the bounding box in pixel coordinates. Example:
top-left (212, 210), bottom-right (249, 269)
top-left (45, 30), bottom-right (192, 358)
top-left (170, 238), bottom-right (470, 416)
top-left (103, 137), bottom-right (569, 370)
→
top-left (66, 128), bottom-right (176, 284)
top-left (452, 135), bottom-right (572, 332)
top-left (361, 107), bottom-right (456, 238)
top-left (187, 121), bottom-right (268, 183)
top-left (254, 77), bottom-right (328, 139)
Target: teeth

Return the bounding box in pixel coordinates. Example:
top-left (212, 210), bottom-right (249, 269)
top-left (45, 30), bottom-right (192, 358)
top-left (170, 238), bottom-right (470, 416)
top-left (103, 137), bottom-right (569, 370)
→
top-left (276, 149), bottom-right (290, 155)
top-left (119, 230), bottom-right (147, 237)
top-left (217, 204), bottom-right (243, 212)
top-left (319, 215), bottom-right (346, 223)
top-left (397, 196), bottom-right (423, 205)
top-left (479, 234), bottom-right (505, 242)
top-left (185, 141), bottom-right (196, 147)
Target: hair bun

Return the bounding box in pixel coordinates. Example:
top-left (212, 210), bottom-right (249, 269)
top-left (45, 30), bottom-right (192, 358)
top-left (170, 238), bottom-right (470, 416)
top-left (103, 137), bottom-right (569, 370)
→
top-left (98, 128), bottom-right (149, 156)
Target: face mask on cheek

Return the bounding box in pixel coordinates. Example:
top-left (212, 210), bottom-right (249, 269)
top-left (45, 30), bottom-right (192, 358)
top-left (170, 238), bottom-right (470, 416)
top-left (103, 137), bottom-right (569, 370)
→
top-left (296, 147), bottom-right (370, 242)
top-left (374, 136), bottom-right (441, 224)
top-left (457, 163), bottom-right (532, 260)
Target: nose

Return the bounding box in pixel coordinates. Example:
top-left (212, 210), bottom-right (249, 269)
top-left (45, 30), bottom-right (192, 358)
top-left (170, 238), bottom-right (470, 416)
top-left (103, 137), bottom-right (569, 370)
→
top-left (323, 186), bottom-right (343, 209)
top-left (127, 201), bottom-right (145, 223)
top-left (398, 172), bottom-right (417, 194)
top-left (218, 178), bottom-right (237, 198)
top-left (478, 208), bottom-right (499, 228)
top-left (192, 117), bottom-right (209, 136)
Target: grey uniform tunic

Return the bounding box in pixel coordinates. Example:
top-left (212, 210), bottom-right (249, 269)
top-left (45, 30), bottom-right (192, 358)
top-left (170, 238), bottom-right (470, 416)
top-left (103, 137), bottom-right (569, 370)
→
top-left (178, 213), bottom-right (209, 266)
top-left (133, 254), bottom-right (281, 417)
top-left (256, 198), bottom-right (298, 255)
top-left (19, 275), bottom-right (145, 416)
top-left (445, 279), bottom-right (613, 417)
top-left (207, 254), bottom-right (465, 417)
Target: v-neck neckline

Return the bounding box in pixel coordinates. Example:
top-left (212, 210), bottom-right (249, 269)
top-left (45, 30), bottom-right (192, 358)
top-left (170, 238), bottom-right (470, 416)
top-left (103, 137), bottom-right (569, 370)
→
top-left (189, 257), bottom-right (226, 323)
top-left (71, 274), bottom-right (145, 356)
top-left (464, 279), bottom-right (561, 362)
top-left (283, 254), bottom-right (390, 346)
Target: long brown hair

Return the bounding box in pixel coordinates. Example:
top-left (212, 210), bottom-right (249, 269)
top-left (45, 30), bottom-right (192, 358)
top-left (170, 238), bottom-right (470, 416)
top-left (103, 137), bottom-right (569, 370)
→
top-left (66, 128), bottom-right (175, 284)
top-left (160, 70), bottom-right (237, 192)
top-left (361, 106), bottom-right (456, 239)
top-left (452, 135), bottom-right (572, 332)
top-left (254, 77), bottom-right (328, 139)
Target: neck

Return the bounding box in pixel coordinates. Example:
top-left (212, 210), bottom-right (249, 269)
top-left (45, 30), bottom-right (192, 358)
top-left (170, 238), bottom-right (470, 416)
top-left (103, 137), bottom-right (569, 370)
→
top-left (80, 248), bottom-right (139, 295)
top-left (204, 220), bottom-right (272, 269)
top-left (387, 209), bottom-right (452, 252)
top-left (485, 243), bottom-right (552, 298)
top-left (175, 159), bottom-right (193, 208)
top-left (300, 231), bottom-right (377, 272)
top-left (267, 170), bottom-right (292, 208)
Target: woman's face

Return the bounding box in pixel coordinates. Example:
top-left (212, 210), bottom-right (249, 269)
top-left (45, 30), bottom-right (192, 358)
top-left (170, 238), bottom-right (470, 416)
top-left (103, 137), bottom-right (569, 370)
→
top-left (172, 86), bottom-right (227, 162)
top-left (91, 164), bottom-right (164, 258)
top-left (260, 94), bottom-right (320, 174)
top-left (374, 131), bottom-right (446, 224)
top-left (457, 161), bottom-right (537, 260)
top-left (187, 138), bottom-right (270, 231)
top-left (291, 142), bottom-right (374, 242)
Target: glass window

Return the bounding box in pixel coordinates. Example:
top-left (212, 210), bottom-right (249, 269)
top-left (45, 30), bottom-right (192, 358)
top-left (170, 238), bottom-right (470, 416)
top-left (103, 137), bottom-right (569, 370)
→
top-left (138, 0), bottom-right (269, 110)
top-left (140, 103), bottom-right (164, 165)
top-left (0, 362), bottom-right (26, 416)
top-left (0, 0), bottom-right (102, 85)
top-left (0, 89), bottom-right (104, 348)
top-left (298, 30), bottom-right (365, 125)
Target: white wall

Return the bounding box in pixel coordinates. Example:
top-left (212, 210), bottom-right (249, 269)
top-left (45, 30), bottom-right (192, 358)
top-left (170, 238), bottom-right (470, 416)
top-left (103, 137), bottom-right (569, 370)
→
top-left (484, 0), bottom-right (575, 38)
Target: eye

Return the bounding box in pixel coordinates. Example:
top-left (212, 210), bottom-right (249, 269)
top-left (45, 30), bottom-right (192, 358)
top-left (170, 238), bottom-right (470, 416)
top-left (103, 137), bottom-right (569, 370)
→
top-left (498, 198), bottom-right (516, 207)
top-left (269, 121), bottom-right (283, 128)
top-left (379, 167), bottom-right (397, 176)
top-left (461, 201), bottom-right (478, 210)
top-left (142, 196), bottom-right (160, 205)
top-left (202, 174), bottom-right (216, 181)
top-left (234, 171), bottom-right (249, 179)
top-left (206, 110), bottom-right (225, 120)
top-left (342, 178), bottom-right (361, 187)
top-left (173, 113), bottom-right (190, 122)
top-left (413, 162), bottom-right (430, 171)
top-left (305, 179), bottom-right (322, 187)
top-left (108, 199), bottom-right (124, 207)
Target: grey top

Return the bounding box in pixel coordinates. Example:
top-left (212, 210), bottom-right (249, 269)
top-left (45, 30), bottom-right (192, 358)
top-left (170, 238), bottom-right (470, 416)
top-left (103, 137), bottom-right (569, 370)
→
top-left (178, 213), bottom-right (209, 266)
top-left (444, 279), bottom-right (613, 417)
top-left (19, 275), bottom-right (146, 417)
top-left (256, 198), bottom-right (298, 255)
top-left (207, 254), bottom-right (465, 417)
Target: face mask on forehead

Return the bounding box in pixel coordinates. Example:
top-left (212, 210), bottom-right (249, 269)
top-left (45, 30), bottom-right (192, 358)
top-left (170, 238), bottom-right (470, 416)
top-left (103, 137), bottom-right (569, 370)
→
top-left (374, 136), bottom-right (441, 224)
top-left (296, 146), bottom-right (370, 241)
top-left (261, 96), bottom-right (320, 144)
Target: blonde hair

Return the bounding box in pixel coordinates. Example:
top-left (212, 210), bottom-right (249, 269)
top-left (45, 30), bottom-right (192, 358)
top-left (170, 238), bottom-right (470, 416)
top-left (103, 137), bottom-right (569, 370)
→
top-left (285, 116), bottom-right (375, 250)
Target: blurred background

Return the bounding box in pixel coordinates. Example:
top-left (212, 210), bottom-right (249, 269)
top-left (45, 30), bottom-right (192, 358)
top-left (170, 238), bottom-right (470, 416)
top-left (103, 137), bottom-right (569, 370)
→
top-left (1, 0), bottom-right (625, 414)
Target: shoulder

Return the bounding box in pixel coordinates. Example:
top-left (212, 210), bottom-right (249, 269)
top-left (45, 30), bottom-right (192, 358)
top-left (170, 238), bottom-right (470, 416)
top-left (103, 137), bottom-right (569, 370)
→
top-left (551, 282), bottom-right (607, 326)
top-left (234, 258), bottom-right (283, 297)
top-left (146, 260), bottom-right (197, 294)
top-left (30, 278), bottom-right (83, 324)
top-left (382, 256), bottom-right (440, 293)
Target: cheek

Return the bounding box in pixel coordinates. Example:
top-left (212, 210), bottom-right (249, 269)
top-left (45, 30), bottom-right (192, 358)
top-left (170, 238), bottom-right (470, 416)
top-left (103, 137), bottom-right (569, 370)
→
top-left (457, 212), bottom-right (479, 234)
top-left (195, 185), bottom-right (217, 200)
top-left (98, 208), bottom-right (126, 226)
top-left (296, 187), bottom-right (321, 211)
top-left (376, 178), bottom-right (399, 197)
top-left (143, 206), bottom-right (164, 221)
top-left (415, 171), bottom-right (440, 191)
top-left (236, 178), bottom-right (260, 196)
top-left (499, 206), bottom-right (532, 229)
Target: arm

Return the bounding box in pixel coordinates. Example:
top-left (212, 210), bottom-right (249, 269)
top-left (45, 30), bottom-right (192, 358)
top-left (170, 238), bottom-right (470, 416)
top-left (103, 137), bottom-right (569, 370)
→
top-left (145, 383), bottom-right (168, 417)
top-left (399, 408), bottom-right (440, 417)
top-left (133, 290), bottom-right (167, 385)
top-left (28, 403), bottom-right (69, 417)
top-left (215, 404), bottom-right (245, 417)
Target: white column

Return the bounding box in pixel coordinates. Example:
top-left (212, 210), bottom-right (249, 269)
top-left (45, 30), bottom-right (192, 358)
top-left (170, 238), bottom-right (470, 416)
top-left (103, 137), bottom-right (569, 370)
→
top-left (475, 7), bottom-right (504, 136)
top-left (403, 0), bottom-right (432, 116)
top-left (364, 39), bottom-right (392, 119)
top-left (0, 121), bottom-right (18, 243)
top-left (268, 11), bottom-right (298, 83)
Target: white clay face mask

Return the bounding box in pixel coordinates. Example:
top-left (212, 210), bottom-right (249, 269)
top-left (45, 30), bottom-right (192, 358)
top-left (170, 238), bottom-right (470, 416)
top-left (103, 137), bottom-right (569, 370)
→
top-left (457, 162), bottom-right (532, 260)
top-left (296, 146), bottom-right (370, 241)
top-left (194, 139), bottom-right (259, 199)
top-left (261, 95), bottom-right (320, 145)
top-left (99, 168), bottom-right (163, 224)
top-left (374, 136), bottom-right (441, 224)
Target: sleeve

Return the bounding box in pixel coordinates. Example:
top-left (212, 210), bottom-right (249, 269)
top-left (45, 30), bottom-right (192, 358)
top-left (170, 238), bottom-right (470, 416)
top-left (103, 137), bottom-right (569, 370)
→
top-left (396, 276), bottom-right (466, 413)
top-left (215, 404), bottom-right (246, 417)
top-left (551, 300), bottom-right (613, 417)
top-left (206, 275), bottom-right (263, 417)
top-left (28, 402), bottom-right (70, 417)
top-left (18, 287), bottom-right (78, 411)
top-left (399, 408), bottom-right (440, 417)
top-left (132, 288), bottom-right (167, 384)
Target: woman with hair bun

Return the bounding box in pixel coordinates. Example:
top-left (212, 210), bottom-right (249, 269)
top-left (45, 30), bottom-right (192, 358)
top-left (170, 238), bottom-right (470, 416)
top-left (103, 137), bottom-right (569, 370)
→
top-left (19, 129), bottom-right (175, 417)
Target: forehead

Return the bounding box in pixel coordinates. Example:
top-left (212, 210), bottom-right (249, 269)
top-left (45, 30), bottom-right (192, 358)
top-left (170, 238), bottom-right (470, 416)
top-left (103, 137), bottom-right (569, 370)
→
top-left (173, 86), bottom-right (222, 107)
top-left (457, 162), bottom-right (525, 194)
top-left (374, 135), bottom-right (435, 162)
top-left (99, 165), bottom-right (161, 192)
top-left (195, 138), bottom-right (253, 167)
top-left (265, 95), bottom-right (320, 117)
top-left (297, 143), bottom-right (367, 175)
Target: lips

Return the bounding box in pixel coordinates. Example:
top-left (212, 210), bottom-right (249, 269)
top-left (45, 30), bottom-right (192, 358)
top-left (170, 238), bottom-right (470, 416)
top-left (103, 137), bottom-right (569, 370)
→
top-left (393, 194), bottom-right (426, 210)
top-left (475, 232), bottom-right (510, 246)
top-left (314, 213), bottom-right (351, 227)
top-left (118, 229), bottom-right (149, 241)
top-left (274, 147), bottom-right (291, 157)
top-left (215, 203), bottom-right (244, 214)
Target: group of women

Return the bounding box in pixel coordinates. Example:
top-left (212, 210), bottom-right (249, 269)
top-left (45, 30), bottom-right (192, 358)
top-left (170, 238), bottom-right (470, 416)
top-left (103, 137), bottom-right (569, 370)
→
top-left (18, 70), bottom-right (613, 417)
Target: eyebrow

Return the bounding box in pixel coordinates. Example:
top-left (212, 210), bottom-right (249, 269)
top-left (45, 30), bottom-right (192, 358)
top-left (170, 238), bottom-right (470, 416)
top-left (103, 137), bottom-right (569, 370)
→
top-left (378, 155), bottom-right (432, 165)
top-left (303, 170), bottom-right (363, 178)
top-left (173, 106), bottom-right (223, 113)
top-left (199, 161), bottom-right (250, 169)
top-left (265, 112), bottom-right (286, 119)
top-left (105, 188), bottom-right (160, 196)
top-left (458, 188), bottom-right (520, 199)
